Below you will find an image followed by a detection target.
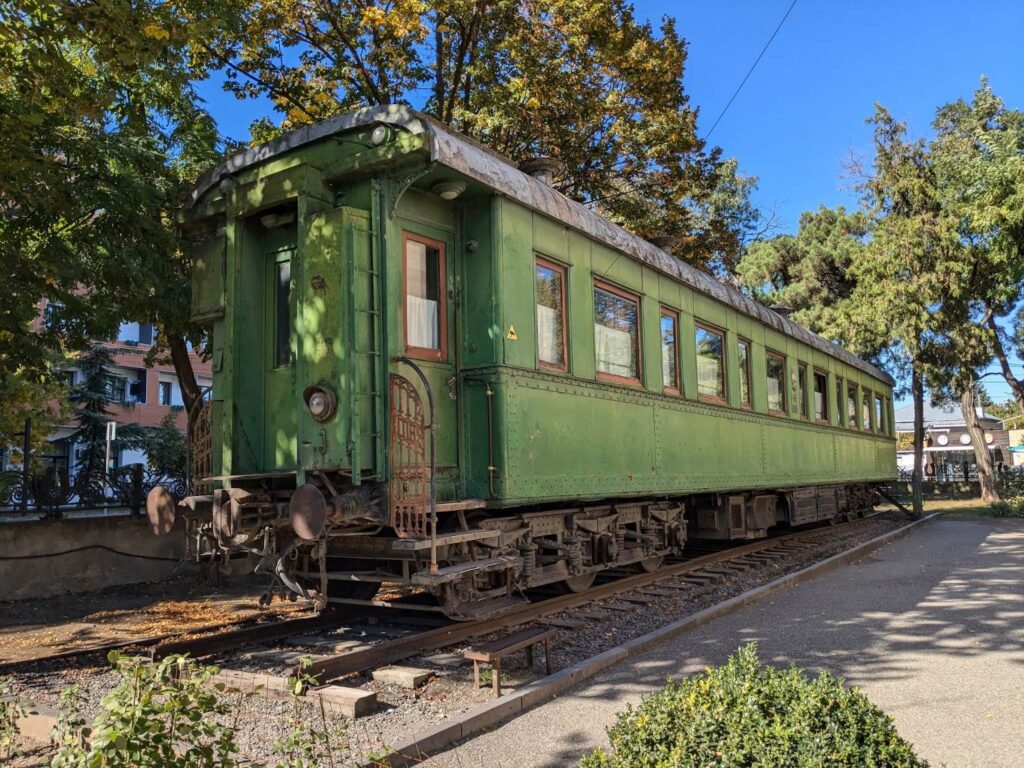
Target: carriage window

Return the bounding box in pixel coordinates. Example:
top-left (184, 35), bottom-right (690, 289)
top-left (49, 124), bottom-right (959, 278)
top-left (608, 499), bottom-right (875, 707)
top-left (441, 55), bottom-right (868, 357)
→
top-left (863, 389), bottom-right (873, 430)
top-left (875, 394), bottom-right (884, 433)
top-left (274, 259), bottom-right (291, 368)
top-left (847, 384), bottom-right (858, 428)
top-left (695, 323), bottom-right (725, 401)
top-left (594, 282), bottom-right (640, 384)
top-left (813, 370), bottom-right (828, 422)
top-left (661, 309), bottom-right (679, 393)
top-left (836, 377), bottom-right (844, 426)
top-left (404, 235), bottom-right (445, 359)
top-left (766, 352), bottom-right (786, 415)
top-left (738, 339), bottom-right (752, 407)
top-left (536, 258), bottom-right (567, 370)
top-left (797, 363), bottom-right (809, 418)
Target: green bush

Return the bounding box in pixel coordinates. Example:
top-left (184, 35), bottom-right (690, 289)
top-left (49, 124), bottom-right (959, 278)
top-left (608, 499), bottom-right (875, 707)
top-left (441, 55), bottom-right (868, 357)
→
top-left (580, 644), bottom-right (927, 768)
top-left (992, 470), bottom-right (1024, 518)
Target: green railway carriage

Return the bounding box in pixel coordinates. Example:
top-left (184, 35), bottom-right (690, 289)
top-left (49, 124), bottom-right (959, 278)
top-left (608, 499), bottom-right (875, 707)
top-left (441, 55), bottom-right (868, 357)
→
top-left (172, 105), bottom-right (896, 617)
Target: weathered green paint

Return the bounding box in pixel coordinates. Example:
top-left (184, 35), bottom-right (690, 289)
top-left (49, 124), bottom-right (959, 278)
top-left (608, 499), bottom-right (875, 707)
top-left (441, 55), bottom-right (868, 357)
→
top-left (187, 117), bottom-right (895, 505)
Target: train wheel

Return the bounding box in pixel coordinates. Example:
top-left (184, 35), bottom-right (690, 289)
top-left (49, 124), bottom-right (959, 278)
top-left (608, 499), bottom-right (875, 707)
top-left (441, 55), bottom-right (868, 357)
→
top-left (635, 555), bottom-right (663, 573)
top-left (323, 557), bottom-right (380, 602)
top-left (559, 572), bottom-right (597, 593)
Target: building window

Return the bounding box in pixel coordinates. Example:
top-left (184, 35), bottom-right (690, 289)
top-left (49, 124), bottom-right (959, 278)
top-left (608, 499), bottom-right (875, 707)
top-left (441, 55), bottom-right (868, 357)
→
top-left (104, 375), bottom-right (128, 403)
top-left (847, 384), bottom-right (858, 428)
top-left (404, 233), bottom-right (446, 360)
top-left (661, 309), bottom-right (679, 393)
top-left (813, 370), bottom-right (828, 422)
top-left (594, 282), bottom-right (641, 384)
top-left (836, 377), bottom-right (844, 426)
top-left (159, 381), bottom-right (173, 406)
top-left (127, 369), bottom-right (147, 404)
top-left (535, 258), bottom-right (567, 371)
top-left (766, 352), bottom-right (786, 415)
top-left (797, 362), bottom-right (809, 418)
top-left (875, 394), bottom-right (884, 433)
top-left (863, 389), bottom-right (872, 430)
top-left (695, 323), bottom-right (725, 401)
top-left (274, 258), bottom-right (292, 368)
top-left (44, 301), bottom-right (66, 331)
top-left (737, 339), bottom-right (752, 408)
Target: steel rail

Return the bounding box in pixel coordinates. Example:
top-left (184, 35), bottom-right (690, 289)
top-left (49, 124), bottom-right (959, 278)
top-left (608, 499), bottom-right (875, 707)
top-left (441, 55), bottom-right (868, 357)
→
top-left (302, 515), bottom-right (884, 683)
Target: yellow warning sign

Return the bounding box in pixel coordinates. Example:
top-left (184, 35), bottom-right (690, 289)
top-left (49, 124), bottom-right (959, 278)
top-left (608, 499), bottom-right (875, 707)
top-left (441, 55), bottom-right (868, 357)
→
top-left (506, 325), bottom-right (518, 340)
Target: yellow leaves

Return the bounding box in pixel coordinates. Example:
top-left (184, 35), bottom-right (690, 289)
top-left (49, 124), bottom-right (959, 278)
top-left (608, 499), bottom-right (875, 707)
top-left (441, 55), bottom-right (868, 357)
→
top-left (142, 23), bottom-right (170, 42)
top-left (359, 1), bottom-right (428, 39)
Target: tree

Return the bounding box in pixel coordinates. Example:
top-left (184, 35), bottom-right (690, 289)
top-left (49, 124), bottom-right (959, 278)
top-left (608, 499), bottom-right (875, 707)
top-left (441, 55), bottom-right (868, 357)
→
top-left (0, 0), bottom-right (238, 445)
top-left (839, 106), bottom-right (956, 517)
top-left (930, 80), bottom-right (1024, 418)
top-left (736, 205), bottom-right (870, 337)
top-left (215, 0), bottom-right (763, 273)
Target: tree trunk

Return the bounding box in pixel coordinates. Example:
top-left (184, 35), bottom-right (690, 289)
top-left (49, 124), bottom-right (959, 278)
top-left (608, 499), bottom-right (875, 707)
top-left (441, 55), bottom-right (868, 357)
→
top-left (911, 363), bottom-right (924, 518)
top-left (167, 331), bottom-right (202, 421)
top-left (961, 382), bottom-right (1000, 502)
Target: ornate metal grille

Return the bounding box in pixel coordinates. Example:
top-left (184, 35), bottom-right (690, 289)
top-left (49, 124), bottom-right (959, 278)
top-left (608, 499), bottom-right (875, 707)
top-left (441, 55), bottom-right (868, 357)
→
top-left (189, 399), bottom-right (213, 495)
top-left (389, 373), bottom-right (428, 538)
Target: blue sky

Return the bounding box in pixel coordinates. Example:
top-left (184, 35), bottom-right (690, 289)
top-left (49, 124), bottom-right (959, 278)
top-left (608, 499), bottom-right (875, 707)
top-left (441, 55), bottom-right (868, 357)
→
top-left (196, 1), bottom-right (1024, 404)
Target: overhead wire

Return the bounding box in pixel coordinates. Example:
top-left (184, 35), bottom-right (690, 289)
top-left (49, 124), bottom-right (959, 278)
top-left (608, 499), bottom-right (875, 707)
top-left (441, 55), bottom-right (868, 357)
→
top-left (584, 0), bottom-right (800, 210)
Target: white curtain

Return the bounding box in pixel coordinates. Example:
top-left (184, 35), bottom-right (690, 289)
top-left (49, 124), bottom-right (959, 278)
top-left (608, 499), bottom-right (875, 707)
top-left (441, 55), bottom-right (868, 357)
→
top-left (596, 323), bottom-right (634, 378)
top-left (407, 296), bottom-right (438, 349)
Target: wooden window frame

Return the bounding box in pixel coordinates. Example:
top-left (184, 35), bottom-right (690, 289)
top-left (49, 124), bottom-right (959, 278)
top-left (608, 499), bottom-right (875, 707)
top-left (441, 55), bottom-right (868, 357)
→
top-left (402, 232), bottom-right (448, 362)
top-left (737, 338), bottom-right (752, 409)
top-left (863, 388), bottom-right (873, 431)
top-left (835, 377), bottom-right (844, 427)
top-left (593, 280), bottom-right (642, 387)
top-left (660, 307), bottom-right (681, 395)
top-left (766, 350), bottom-right (787, 416)
top-left (694, 321), bottom-right (727, 404)
top-left (797, 362), bottom-right (809, 420)
top-left (535, 256), bottom-right (569, 372)
top-left (847, 383), bottom-right (859, 429)
top-left (874, 393), bottom-right (885, 434)
top-left (813, 368), bottom-right (829, 424)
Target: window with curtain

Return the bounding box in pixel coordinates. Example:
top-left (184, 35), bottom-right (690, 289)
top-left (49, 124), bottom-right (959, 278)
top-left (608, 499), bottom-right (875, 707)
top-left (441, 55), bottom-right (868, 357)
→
top-left (661, 310), bottom-right (678, 392)
top-left (738, 340), bottom-right (751, 407)
top-left (875, 394), bottom-right (884, 433)
top-left (594, 283), bottom-right (640, 382)
top-left (536, 259), bottom-right (567, 370)
top-left (767, 352), bottom-right (786, 414)
top-left (405, 236), bottom-right (444, 357)
top-left (848, 385), bottom-right (858, 428)
top-left (863, 389), bottom-right (872, 430)
top-left (813, 370), bottom-right (828, 421)
top-left (798, 363), bottom-right (808, 418)
top-left (695, 324), bottom-right (725, 400)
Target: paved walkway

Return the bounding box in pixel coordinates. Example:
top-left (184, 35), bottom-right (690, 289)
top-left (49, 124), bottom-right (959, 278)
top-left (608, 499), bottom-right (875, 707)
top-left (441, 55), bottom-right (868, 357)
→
top-left (430, 517), bottom-right (1024, 768)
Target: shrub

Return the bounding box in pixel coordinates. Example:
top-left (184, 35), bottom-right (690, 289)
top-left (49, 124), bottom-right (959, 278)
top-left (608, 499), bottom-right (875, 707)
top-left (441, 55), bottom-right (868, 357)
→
top-left (51, 652), bottom-right (243, 768)
top-left (580, 644), bottom-right (927, 768)
top-left (992, 469), bottom-right (1024, 518)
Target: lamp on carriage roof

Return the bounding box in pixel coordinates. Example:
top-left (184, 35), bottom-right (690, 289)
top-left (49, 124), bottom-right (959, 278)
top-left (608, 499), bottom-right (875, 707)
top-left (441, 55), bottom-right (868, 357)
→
top-left (431, 180), bottom-right (466, 200)
top-left (771, 303), bottom-right (794, 318)
top-left (517, 156), bottom-right (566, 186)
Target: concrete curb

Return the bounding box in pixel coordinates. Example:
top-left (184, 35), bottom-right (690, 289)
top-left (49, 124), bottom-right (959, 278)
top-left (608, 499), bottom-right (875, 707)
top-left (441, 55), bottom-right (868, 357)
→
top-left (372, 513), bottom-right (937, 767)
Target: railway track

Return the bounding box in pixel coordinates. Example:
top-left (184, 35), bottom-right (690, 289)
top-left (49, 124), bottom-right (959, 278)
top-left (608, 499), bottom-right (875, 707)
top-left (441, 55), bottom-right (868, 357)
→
top-left (3, 514), bottom-right (895, 684)
top-left (145, 514), bottom-right (893, 685)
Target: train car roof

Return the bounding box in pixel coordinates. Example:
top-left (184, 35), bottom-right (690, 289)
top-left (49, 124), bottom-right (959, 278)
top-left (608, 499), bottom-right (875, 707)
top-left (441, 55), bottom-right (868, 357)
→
top-left (190, 104), bottom-right (894, 386)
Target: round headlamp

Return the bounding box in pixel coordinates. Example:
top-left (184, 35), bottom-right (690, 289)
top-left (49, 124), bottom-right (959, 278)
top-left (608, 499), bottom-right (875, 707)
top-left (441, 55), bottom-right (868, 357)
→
top-left (303, 385), bottom-right (337, 423)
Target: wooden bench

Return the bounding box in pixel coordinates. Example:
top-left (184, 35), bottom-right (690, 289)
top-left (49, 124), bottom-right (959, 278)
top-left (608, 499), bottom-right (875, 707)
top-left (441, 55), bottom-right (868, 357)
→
top-left (464, 625), bottom-right (555, 697)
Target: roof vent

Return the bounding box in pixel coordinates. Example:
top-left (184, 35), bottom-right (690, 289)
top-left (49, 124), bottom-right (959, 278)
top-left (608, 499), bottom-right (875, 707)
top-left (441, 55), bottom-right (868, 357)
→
top-left (771, 303), bottom-right (794, 318)
top-left (517, 157), bottom-right (565, 186)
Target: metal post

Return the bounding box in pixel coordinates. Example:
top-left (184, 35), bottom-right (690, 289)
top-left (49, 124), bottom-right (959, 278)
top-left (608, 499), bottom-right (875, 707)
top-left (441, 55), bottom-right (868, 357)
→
top-left (20, 417), bottom-right (30, 515)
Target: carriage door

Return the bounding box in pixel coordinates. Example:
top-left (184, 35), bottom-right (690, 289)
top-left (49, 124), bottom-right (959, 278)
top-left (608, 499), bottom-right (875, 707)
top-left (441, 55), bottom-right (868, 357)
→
top-left (398, 231), bottom-right (458, 499)
top-left (263, 230), bottom-right (297, 470)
